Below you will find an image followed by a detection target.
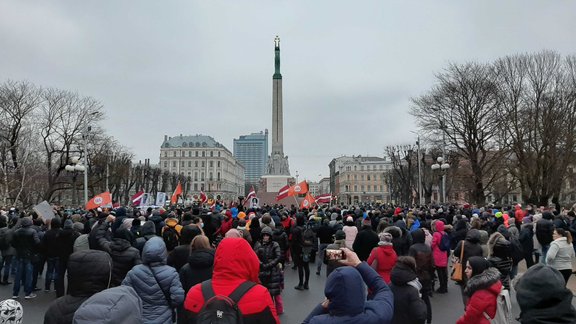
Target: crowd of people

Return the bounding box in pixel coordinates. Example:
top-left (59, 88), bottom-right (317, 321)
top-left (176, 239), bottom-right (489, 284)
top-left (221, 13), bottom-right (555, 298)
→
top-left (0, 202), bottom-right (574, 323)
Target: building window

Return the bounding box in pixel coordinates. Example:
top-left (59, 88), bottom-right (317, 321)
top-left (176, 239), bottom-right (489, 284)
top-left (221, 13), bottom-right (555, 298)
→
top-left (218, 151), bottom-right (221, 157)
top-left (345, 185), bottom-right (349, 192)
top-left (217, 161), bottom-right (221, 167)
top-left (367, 185), bottom-right (371, 191)
top-left (194, 172), bottom-right (198, 181)
top-left (163, 161), bottom-right (167, 168)
top-left (195, 151), bottom-right (199, 157)
top-left (210, 151), bottom-right (214, 157)
top-left (188, 161), bottom-right (192, 167)
top-left (361, 175), bottom-right (364, 180)
top-left (354, 185), bottom-right (358, 192)
top-left (209, 172), bottom-right (213, 181)
top-left (217, 172), bottom-right (221, 181)
top-left (188, 151), bottom-right (192, 157)
top-left (367, 175), bottom-right (371, 181)
top-left (181, 161), bottom-right (184, 167)
top-left (347, 174), bottom-right (350, 180)
top-left (173, 151), bottom-right (176, 157)
top-left (195, 161), bottom-right (198, 167)
top-left (361, 166), bottom-right (364, 171)
top-left (201, 172), bottom-right (205, 181)
top-left (202, 151), bottom-right (205, 157)
top-left (201, 161), bottom-right (205, 167)
top-left (172, 161), bottom-right (176, 167)
top-left (354, 166), bottom-right (357, 171)
top-left (209, 161), bottom-right (213, 167)
top-left (164, 152), bottom-right (167, 157)
top-left (194, 183), bottom-right (198, 191)
top-left (354, 175), bottom-right (357, 180)
top-left (361, 185), bottom-right (364, 191)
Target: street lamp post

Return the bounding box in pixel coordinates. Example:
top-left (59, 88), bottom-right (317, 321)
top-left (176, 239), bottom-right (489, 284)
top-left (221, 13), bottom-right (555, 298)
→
top-left (431, 157), bottom-right (450, 204)
top-left (65, 156), bottom-right (87, 207)
top-left (411, 132), bottom-right (423, 206)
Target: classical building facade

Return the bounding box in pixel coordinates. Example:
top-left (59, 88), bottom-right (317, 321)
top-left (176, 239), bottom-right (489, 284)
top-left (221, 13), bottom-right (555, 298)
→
top-left (329, 156), bottom-right (393, 205)
top-left (159, 134), bottom-right (245, 201)
top-left (233, 131), bottom-right (268, 188)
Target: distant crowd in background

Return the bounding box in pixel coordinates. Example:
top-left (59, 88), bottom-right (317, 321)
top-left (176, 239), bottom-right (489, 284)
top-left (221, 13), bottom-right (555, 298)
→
top-left (0, 201), bottom-right (574, 323)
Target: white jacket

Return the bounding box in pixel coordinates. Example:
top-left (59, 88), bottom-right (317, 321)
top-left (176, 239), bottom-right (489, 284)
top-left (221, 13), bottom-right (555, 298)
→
top-left (546, 237), bottom-right (575, 270)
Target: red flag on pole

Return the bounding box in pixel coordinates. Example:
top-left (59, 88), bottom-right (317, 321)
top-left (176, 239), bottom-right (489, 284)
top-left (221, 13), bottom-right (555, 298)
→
top-left (300, 192), bottom-right (316, 209)
top-left (276, 184), bottom-right (290, 201)
top-left (171, 182), bottom-right (183, 204)
top-left (288, 181), bottom-right (309, 196)
top-left (86, 192), bottom-right (112, 210)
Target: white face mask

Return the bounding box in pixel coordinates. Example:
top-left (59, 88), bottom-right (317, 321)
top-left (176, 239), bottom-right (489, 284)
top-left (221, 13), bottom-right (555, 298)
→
top-left (200, 223), bottom-right (204, 228)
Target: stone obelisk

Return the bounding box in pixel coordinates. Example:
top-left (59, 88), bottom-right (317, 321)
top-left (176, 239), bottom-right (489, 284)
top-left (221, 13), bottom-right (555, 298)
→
top-left (265, 36), bottom-right (290, 177)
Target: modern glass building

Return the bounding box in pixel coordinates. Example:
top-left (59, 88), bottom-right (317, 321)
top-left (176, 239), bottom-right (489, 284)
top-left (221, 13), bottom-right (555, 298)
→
top-left (233, 130), bottom-right (269, 186)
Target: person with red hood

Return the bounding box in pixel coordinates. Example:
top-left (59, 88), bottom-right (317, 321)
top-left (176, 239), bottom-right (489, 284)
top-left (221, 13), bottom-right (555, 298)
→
top-left (367, 232), bottom-right (397, 283)
top-left (183, 237), bottom-right (279, 324)
top-left (431, 220), bottom-right (449, 293)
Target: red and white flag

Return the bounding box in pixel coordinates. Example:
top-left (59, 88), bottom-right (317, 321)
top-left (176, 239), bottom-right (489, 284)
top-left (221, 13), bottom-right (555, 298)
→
top-left (276, 184), bottom-right (290, 201)
top-left (131, 190), bottom-right (144, 206)
top-left (244, 186), bottom-right (257, 205)
top-left (315, 194), bottom-right (333, 204)
top-left (300, 192), bottom-right (316, 209)
top-left (200, 191), bottom-right (208, 204)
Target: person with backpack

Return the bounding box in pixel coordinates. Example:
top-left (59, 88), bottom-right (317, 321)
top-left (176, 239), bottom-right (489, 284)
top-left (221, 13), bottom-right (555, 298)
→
top-left (292, 214), bottom-right (316, 290)
top-left (122, 237), bottom-right (185, 324)
top-left (162, 217), bottom-right (182, 252)
top-left (183, 237), bottom-right (279, 324)
top-left (431, 220), bottom-right (449, 294)
top-left (456, 256), bottom-right (503, 324)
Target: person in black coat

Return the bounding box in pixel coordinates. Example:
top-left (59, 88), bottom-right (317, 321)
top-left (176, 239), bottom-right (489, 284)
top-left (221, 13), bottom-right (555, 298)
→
top-left (315, 219), bottom-right (335, 275)
top-left (390, 256), bottom-right (427, 324)
top-left (88, 213), bottom-right (112, 253)
top-left (134, 221), bottom-right (157, 255)
top-left (408, 229), bottom-right (434, 324)
top-left (44, 250), bottom-right (113, 324)
top-left (352, 219), bottom-right (379, 261)
top-left (178, 235), bottom-right (214, 324)
top-left (519, 220), bottom-right (535, 268)
top-left (42, 218), bottom-right (63, 292)
top-left (167, 224), bottom-right (202, 273)
top-left (536, 212), bottom-right (554, 263)
top-left (253, 227), bottom-right (284, 315)
top-left (109, 228), bottom-right (141, 287)
top-left (453, 229), bottom-right (484, 306)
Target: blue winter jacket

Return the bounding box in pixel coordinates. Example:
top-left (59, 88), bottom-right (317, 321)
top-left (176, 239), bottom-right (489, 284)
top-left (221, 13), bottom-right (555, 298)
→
top-left (302, 262), bottom-right (394, 324)
top-left (122, 237), bottom-right (184, 324)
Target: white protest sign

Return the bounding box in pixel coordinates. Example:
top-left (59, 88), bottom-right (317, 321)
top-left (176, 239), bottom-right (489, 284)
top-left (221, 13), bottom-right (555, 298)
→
top-left (33, 201), bottom-right (56, 221)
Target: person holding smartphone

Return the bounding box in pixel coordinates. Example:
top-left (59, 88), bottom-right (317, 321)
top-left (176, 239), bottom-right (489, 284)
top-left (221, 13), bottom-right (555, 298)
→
top-left (302, 248), bottom-right (394, 324)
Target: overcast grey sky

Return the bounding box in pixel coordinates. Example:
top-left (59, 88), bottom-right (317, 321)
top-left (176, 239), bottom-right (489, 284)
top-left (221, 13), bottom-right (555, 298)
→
top-left (1, 1), bottom-right (575, 183)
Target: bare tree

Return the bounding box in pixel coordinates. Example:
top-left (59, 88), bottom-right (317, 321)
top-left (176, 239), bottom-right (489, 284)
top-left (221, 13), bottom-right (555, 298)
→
top-left (411, 63), bottom-right (507, 204)
top-left (386, 145), bottom-right (417, 205)
top-left (494, 51), bottom-right (576, 206)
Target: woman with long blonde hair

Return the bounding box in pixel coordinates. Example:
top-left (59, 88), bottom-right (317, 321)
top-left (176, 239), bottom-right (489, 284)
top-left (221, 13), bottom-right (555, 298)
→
top-left (546, 228), bottom-right (575, 284)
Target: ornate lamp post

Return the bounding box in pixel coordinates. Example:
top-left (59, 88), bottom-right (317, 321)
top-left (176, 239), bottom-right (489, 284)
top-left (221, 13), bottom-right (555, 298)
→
top-left (431, 157), bottom-right (450, 204)
top-left (65, 156), bottom-right (87, 207)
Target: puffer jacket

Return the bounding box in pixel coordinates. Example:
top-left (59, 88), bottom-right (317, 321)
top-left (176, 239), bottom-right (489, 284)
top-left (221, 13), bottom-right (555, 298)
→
top-left (487, 232), bottom-right (512, 290)
top-left (11, 218), bottom-right (40, 258)
top-left (109, 238), bottom-right (141, 287)
top-left (135, 221), bottom-right (157, 254)
top-left (302, 262), bottom-right (394, 324)
top-left (179, 249), bottom-right (215, 293)
top-left (184, 238), bottom-right (279, 324)
top-left (73, 286), bottom-right (142, 324)
top-left (431, 221), bottom-right (448, 267)
top-left (367, 244), bottom-right (397, 283)
top-left (408, 229), bottom-right (434, 293)
top-left (122, 237), bottom-right (185, 324)
top-left (0, 226), bottom-right (16, 257)
top-left (390, 262), bottom-right (427, 324)
top-left (456, 268), bottom-right (502, 324)
top-left (254, 235), bottom-right (283, 296)
top-left (43, 250), bottom-right (113, 324)
top-left (546, 237), bottom-right (575, 270)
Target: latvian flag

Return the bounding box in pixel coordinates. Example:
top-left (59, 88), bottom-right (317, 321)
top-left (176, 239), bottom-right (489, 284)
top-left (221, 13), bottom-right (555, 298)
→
top-left (276, 184), bottom-right (290, 201)
top-left (131, 190), bottom-right (145, 206)
top-left (315, 193), bottom-right (332, 204)
top-left (244, 186), bottom-right (257, 205)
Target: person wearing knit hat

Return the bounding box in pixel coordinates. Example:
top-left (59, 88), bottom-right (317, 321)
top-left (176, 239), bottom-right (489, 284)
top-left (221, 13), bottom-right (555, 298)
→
top-left (367, 232), bottom-right (397, 283)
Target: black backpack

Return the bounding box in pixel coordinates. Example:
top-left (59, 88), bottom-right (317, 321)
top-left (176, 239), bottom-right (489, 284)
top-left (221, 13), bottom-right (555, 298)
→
top-left (162, 225), bottom-right (180, 251)
top-left (197, 280), bottom-right (256, 324)
top-left (302, 226), bottom-right (316, 248)
top-left (439, 233), bottom-right (451, 252)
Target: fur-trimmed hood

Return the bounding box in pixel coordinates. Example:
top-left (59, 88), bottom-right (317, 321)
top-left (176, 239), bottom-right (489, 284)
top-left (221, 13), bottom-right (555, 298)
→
top-left (383, 226), bottom-right (402, 238)
top-left (464, 267), bottom-right (501, 297)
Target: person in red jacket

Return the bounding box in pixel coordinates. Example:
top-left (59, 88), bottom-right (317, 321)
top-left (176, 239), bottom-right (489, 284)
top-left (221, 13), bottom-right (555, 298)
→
top-left (367, 232), bottom-right (397, 283)
top-left (431, 220), bottom-right (449, 293)
top-left (183, 237), bottom-right (279, 324)
top-left (456, 256), bottom-right (502, 324)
